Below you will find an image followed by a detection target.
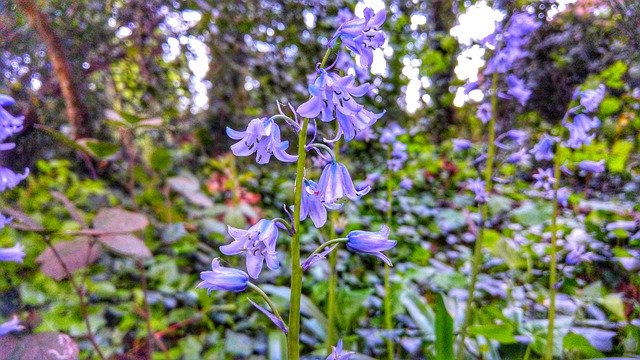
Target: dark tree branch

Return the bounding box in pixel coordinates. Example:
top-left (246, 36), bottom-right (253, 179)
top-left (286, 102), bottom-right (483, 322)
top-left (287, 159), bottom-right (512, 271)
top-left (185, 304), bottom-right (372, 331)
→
top-left (16, 0), bottom-right (90, 139)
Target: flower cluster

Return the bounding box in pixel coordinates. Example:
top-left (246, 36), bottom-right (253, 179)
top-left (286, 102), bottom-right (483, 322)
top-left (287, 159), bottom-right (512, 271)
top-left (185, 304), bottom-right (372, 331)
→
top-left (196, 9), bottom-right (395, 349)
top-left (0, 95), bottom-right (27, 265)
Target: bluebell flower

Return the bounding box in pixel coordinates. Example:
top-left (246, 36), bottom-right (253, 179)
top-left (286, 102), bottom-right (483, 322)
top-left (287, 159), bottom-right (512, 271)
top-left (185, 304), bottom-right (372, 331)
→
top-left (564, 114), bottom-right (599, 149)
top-left (506, 75), bottom-right (531, 106)
top-left (0, 214), bottom-right (12, 229)
top-left (578, 160), bottom-right (605, 174)
top-left (557, 187), bottom-right (570, 207)
top-left (578, 84), bottom-right (605, 113)
top-left (495, 129), bottom-right (529, 149)
top-left (0, 107), bottom-right (25, 143)
top-left (453, 138), bottom-right (472, 152)
top-left (0, 167), bottom-right (29, 192)
top-left (227, 117), bottom-right (297, 164)
top-left (0, 243), bottom-right (25, 263)
top-left (248, 299), bottom-right (288, 334)
top-left (529, 134), bottom-right (557, 161)
top-left (506, 148), bottom-right (530, 165)
top-left (326, 339), bottom-right (354, 360)
top-left (476, 103), bottom-right (492, 124)
top-left (388, 141), bottom-right (408, 171)
top-left (197, 258), bottom-right (250, 293)
top-left (399, 178), bottom-right (413, 190)
top-left (301, 244), bottom-right (338, 271)
top-left (297, 70), bottom-right (383, 141)
top-left (532, 168), bottom-right (555, 191)
top-left (346, 225), bottom-right (396, 266)
top-left (317, 161), bottom-right (370, 206)
top-left (466, 178), bottom-right (487, 203)
top-left (300, 180), bottom-right (340, 228)
top-left (220, 219), bottom-right (280, 279)
top-left (484, 46), bottom-right (529, 74)
top-left (333, 8), bottom-right (387, 68)
top-left (0, 316), bottom-right (23, 336)
top-left (504, 13), bottom-right (541, 42)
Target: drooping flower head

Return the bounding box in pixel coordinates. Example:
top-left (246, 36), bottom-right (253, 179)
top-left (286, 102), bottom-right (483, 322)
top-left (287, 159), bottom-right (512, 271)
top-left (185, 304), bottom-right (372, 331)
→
top-left (300, 179), bottom-right (341, 228)
top-left (326, 339), bottom-right (354, 360)
top-left (578, 84), bottom-right (605, 113)
top-left (452, 138), bottom-right (472, 152)
top-left (197, 258), bottom-right (250, 293)
top-left (0, 167), bottom-right (29, 193)
top-left (317, 161), bottom-right (370, 206)
top-left (227, 117), bottom-right (297, 164)
top-left (506, 75), bottom-right (532, 106)
top-left (529, 134), bottom-right (557, 161)
top-left (297, 70), bottom-right (383, 141)
top-left (0, 316), bottom-right (24, 336)
top-left (0, 94), bottom-right (28, 194)
top-left (563, 114), bottom-right (600, 149)
top-left (220, 219), bottom-right (280, 279)
top-left (578, 160), bottom-right (605, 174)
top-left (476, 103), bottom-right (492, 124)
top-left (333, 8), bottom-right (387, 68)
top-left (346, 225), bottom-right (396, 266)
top-left (0, 243), bottom-right (25, 263)
top-left (466, 178), bottom-right (487, 203)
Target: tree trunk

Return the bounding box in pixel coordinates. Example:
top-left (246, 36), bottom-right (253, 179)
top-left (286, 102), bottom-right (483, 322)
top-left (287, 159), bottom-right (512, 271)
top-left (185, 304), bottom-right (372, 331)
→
top-left (16, 0), bottom-right (90, 139)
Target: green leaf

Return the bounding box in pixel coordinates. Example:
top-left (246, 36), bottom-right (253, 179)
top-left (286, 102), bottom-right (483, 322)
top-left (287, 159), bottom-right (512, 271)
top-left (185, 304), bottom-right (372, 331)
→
top-left (600, 97), bottom-right (622, 116)
top-left (563, 332), bottom-right (605, 358)
top-left (468, 324), bottom-right (517, 343)
top-left (434, 294), bottom-right (454, 360)
top-left (598, 293), bottom-right (626, 320)
top-left (512, 201), bottom-right (552, 226)
top-left (607, 140), bottom-right (633, 173)
top-left (82, 139), bottom-right (120, 159)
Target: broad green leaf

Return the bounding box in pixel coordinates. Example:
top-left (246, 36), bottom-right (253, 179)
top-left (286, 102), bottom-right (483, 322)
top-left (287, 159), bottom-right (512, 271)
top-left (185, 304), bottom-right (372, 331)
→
top-left (607, 140), bottom-right (633, 173)
top-left (468, 324), bottom-right (516, 343)
top-left (434, 294), bottom-right (454, 360)
top-left (563, 332), bottom-right (605, 358)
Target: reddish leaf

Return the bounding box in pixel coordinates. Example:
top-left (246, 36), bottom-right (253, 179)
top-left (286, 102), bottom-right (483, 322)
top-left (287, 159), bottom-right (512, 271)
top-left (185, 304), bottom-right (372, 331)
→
top-left (98, 234), bottom-right (151, 258)
top-left (93, 208), bottom-right (149, 233)
top-left (36, 237), bottom-right (101, 280)
top-left (0, 332), bottom-right (79, 360)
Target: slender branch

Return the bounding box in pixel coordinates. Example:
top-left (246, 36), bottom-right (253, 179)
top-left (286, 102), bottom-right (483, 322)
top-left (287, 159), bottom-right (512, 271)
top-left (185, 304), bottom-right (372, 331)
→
top-left (384, 143), bottom-right (394, 360)
top-left (42, 236), bottom-right (106, 360)
top-left (16, 0), bottom-right (90, 139)
top-left (325, 137), bottom-right (341, 354)
top-left (545, 135), bottom-right (563, 360)
top-left (287, 117), bottom-right (309, 360)
top-left (138, 260), bottom-right (154, 358)
top-left (288, 46), bottom-right (333, 360)
top-left (456, 55), bottom-right (500, 360)
top-left (248, 283), bottom-right (285, 324)
top-left (307, 238), bottom-right (347, 259)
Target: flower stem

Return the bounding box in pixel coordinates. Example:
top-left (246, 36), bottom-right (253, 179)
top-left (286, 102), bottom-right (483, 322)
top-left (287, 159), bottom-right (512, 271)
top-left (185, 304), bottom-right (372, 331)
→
top-left (248, 282), bottom-right (285, 324)
top-left (287, 47), bottom-right (333, 359)
top-left (326, 137), bottom-right (341, 354)
top-left (287, 116), bottom-right (309, 360)
top-left (308, 238), bottom-right (347, 259)
top-left (384, 144), bottom-right (394, 360)
top-left (306, 143), bottom-right (336, 161)
top-left (545, 137), bottom-right (563, 360)
top-left (456, 66), bottom-right (499, 360)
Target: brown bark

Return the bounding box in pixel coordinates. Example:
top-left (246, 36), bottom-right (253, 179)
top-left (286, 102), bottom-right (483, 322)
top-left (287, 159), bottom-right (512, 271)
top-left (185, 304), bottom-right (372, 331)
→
top-left (16, 0), bottom-right (90, 139)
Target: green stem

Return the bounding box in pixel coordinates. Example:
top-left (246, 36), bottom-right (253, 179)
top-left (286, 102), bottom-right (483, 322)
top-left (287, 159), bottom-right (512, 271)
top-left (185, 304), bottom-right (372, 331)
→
top-left (456, 66), bottom-right (499, 360)
top-left (384, 144), bottom-right (394, 360)
top-left (287, 117), bottom-right (309, 360)
top-left (326, 137), bottom-right (341, 354)
top-left (308, 238), bottom-right (347, 259)
top-left (248, 282), bottom-right (285, 324)
top-left (545, 138), bottom-right (563, 360)
top-left (306, 143), bottom-right (336, 161)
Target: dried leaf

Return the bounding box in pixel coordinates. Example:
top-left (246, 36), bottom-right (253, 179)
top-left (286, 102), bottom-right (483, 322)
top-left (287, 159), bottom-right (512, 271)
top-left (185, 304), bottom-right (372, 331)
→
top-left (50, 192), bottom-right (86, 227)
top-left (36, 237), bottom-right (101, 280)
top-left (98, 234), bottom-right (151, 258)
top-left (1, 208), bottom-right (44, 231)
top-left (93, 208), bottom-right (149, 233)
top-left (0, 332), bottom-right (79, 360)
